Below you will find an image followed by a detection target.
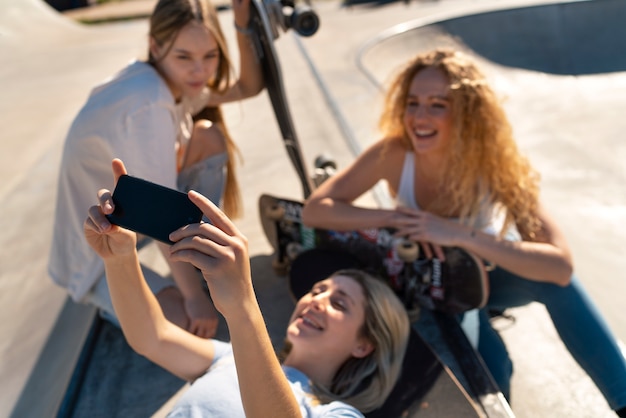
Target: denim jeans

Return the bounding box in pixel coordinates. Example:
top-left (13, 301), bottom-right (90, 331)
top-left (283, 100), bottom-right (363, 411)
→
top-left (475, 267), bottom-right (626, 410)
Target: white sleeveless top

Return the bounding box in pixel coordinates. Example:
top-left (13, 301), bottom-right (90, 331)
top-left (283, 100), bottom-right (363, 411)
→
top-left (396, 153), bottom-right (520, 240)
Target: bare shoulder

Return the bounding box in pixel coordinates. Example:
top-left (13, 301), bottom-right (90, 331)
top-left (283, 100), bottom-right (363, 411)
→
top-left (361, 137), bottom-right (407, 167)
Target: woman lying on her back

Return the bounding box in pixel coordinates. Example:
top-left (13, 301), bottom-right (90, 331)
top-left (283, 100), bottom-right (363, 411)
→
top-left (82, 159), bottom-right (410, 417)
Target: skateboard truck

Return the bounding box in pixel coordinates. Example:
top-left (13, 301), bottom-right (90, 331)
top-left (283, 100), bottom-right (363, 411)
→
top-left (312, 154), bottom-right (337, 187)
top-left (264, 0), bottom-right (320, 38)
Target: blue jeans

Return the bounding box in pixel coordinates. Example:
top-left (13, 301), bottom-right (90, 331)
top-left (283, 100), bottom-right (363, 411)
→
top-left (476, 267), bottom-right (626, 410)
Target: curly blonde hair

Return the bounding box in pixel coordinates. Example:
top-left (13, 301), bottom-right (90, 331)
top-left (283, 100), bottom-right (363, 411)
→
top-left (379, 48), bottom-right (541, 239)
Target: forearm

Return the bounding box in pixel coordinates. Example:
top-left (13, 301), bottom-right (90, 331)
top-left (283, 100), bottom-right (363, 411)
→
top-left (226, 302), bottom-right (301, 418)
top-left (302, 197), bottom-right (394, 231)
top-left (235, 29), bottom-right (264, 97)
top-left (103, 252), bottom-right (166, 352)
top-left (458, 227), bottom-right (573, 285)
top-left (208, 29), bottom-right (263, 104)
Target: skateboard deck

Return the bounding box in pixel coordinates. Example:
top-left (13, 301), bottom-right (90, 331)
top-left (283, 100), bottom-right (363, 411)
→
top-left (259, 193), bottom-right (489, 316)
top-left (248, 0), bottom-right (318, 198)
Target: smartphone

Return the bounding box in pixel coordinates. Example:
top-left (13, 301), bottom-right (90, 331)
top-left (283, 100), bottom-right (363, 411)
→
top-left (107, 174), bottom-right (203, 244)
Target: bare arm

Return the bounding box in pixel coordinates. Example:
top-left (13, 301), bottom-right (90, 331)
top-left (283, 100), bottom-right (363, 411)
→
top-left (168, 192), bottom-right (301, 418)
top-left (455, 203), bottom-right (573, 285)
top-left (394, 202), bottom-right (574, 285)
top-left (303, 140), bottom-right (403, 230)
top-left (207, 0), bottom-right (264, 105)
top-left (84, 161), bottom-right (215, 382)
top-left (303, 138), bottom-right (573, 286)
top-left (86, 161), bottom-right (305, 417)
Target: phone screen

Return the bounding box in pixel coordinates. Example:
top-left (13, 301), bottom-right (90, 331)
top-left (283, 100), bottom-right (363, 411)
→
top-left (107, 174), bottom-right (203, 244)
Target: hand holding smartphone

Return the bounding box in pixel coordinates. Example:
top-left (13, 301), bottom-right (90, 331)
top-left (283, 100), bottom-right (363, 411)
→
top-left (106, 175), bottom-right (203, 244)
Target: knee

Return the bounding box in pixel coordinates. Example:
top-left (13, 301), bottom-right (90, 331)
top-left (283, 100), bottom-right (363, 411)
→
top-left (193, 120), bottom-right (226, 156)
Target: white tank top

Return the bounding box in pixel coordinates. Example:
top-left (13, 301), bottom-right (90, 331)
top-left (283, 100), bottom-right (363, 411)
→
top-left (395, 153), bottom-right (520, 240)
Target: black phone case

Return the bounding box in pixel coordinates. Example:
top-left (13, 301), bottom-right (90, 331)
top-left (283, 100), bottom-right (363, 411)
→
top-left (107, 174), bottom-right (203, 244)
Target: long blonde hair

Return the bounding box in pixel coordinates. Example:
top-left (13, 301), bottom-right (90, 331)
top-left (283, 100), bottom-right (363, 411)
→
top-left (193, 106), bottom-right (243, 218)
top-left (149, 0), bottom-right (242, 218)
top-left (281, 269), bottom-right (410, 412)
top-left (379, 48), bottom-right (541, 239)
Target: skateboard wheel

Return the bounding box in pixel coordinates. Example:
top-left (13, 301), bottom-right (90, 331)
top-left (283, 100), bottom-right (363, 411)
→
top-left (287, 5), bottom-right (319, 37)
top-left (314, 154), bottom-right (337, 170)
top-left (272, 257), bottom-right (290, 276)
top-left (396, 240), bottom-right (419, 262)
top-left (286, 242), bottom-right (302, 260)
top-left (266, 204), bottom-right (285, 221)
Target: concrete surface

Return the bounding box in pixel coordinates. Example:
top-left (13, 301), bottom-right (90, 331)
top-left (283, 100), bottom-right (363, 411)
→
top-left (1, 0), bottom-right (624, 416)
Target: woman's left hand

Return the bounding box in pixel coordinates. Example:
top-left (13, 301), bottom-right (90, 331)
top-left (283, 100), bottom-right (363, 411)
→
top-left (393, 206), bottom-right (470, 261)
top-left (83, 161), bottom-right (137, 260)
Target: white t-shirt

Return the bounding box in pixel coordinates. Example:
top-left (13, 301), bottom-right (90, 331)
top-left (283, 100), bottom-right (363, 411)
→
top-left (168, 340), bottom-right (364, 418)
top-left (48, 60), bottom-right (210, 301)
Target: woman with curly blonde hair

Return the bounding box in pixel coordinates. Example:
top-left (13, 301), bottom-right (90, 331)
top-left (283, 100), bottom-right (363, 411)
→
top-left (303, 48), bottom-right (626, 415)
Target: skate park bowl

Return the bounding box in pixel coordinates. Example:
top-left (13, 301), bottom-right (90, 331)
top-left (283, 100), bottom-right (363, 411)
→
top-left (358, 0), bottom-right (626, 84)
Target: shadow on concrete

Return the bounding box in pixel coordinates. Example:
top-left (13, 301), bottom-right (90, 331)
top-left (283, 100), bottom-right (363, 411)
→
top-left (360, 0), bottom-right (626, 77)
top-left (62, 320), bottom-right (187, 418)
top-left (439, 0), bottom-right (626, 75)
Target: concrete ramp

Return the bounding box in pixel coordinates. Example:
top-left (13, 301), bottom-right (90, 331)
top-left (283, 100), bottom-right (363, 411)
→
top-left (0, 1), bottom-right (148, 416)
top-left (0, 0), bottom-right (84, 48)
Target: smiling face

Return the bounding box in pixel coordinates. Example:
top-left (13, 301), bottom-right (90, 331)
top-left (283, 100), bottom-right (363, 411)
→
top-left (402, 66), bottom-right (454, 157)
top-left (150, 21), bottom-right (220, 100)
top-left (285, 275), bottom-right (374, 376)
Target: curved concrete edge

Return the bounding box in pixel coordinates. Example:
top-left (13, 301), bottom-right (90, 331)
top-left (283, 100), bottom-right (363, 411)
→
top-left (9, 299), bottom-right (96, 418)
top-left (0, 0), bottom-right (85, 45)
top-left (355, 0), bottom-right (626, 84)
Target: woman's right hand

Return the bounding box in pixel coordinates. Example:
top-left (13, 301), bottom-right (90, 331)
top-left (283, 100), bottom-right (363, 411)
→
top-left (168, 191), bottom-right (253, 320)
top-left (83, 160), bottom-right (137, 260)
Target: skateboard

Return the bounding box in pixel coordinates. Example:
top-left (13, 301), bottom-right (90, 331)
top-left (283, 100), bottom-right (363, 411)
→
top-left (248, 0), bottom-right (319, 198)
top-left (259, 193), bottom-right (489, 316)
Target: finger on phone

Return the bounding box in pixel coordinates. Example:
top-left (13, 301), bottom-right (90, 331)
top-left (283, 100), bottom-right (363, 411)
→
top-left (87, 204), bottom-right (111, 232)
top-left (97, 188), bottom-right (114, 214)
top-left (188, 190), bottom-right (237, 236)
top-left (111, 158), bottom-right (128, 185)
